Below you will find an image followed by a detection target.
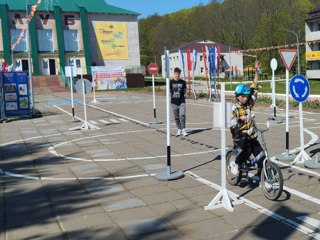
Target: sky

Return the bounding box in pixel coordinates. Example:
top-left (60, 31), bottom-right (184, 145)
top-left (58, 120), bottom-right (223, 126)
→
top-left (105, 0), bottom-right (213, 19)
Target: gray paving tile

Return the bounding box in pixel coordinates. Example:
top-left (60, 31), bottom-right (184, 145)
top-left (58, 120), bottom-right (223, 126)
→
top-left (104, 197), bottom-right (145, 212)
top-left (86, 183), bottom-right (125, 196)
top-left (70, 163), bottom-right (105, 175)
top-left (122, 217), bottom-right (172, 237)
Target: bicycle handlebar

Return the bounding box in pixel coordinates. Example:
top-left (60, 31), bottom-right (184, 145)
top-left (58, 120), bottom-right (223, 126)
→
top-left (247, 116), bottom-right (270, 133)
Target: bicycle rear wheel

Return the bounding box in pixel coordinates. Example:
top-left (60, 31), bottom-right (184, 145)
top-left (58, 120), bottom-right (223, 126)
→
top-left (261, 161), bottom-right (283, 200)
top-left (226, 150), bottom-right (242, 185)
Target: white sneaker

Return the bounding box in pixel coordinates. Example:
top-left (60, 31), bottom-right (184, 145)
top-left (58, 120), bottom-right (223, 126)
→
top-left (231, 162), bottom-right (239, 175)
top-left (181, 129), bottom-right (188, 136)
top-left (176, 129), bottom-right (181, 136)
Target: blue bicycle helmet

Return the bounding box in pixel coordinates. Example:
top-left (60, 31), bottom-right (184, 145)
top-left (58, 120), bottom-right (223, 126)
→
top-left (235, 84), bottom-right (250, 95)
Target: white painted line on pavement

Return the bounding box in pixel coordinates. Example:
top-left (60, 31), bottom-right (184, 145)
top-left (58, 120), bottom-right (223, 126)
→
top-left (99, 119), bottom-right (110, 124)
top-left (0, 133), bottom-right (62, 147)
top-left (89, 120), bottom-right (98, 124)
top-left (119, 118), bottom-right (129, 122)
top-left (109, 119), bottom-right (120, 123)
top-left (284, 186), bottom-right (320, 205)
top-left (186, 171), bottom-right (320, 239)
top-left (296, 215), bottom-right (320, 229)
top-left (0, 169), bottom-right (155, 181)
top-left (87, 104), bottom-right (150, 126)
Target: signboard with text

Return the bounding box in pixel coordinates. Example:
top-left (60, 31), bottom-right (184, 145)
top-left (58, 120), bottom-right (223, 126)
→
top-left (1, 72), bottom-right (30, 117)
top-left (91, 66), bottom-right (127, 90)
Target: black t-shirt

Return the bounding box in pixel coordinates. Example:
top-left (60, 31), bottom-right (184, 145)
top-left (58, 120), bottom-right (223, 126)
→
top-left (170, 79), bottom-right (186, 105)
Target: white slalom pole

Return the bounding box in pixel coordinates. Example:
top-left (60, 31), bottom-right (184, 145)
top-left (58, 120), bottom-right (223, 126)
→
top-left (291, 102), bottom-right (311, 164)
top-left (82, 79), bottom-right (87, 123)
top-left (70, 68), bottom-right (75, 121)
top-left (205, 82), bottom-right (243, 211)
top-left (155, 49), bottom-right (184, 181)
top-left (91, 79), bottom-right (98, 104)
top-left (166, 70), bottom-right (171, 175)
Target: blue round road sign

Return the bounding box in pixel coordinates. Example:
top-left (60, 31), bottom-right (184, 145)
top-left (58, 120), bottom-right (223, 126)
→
top-left (289, 75), bottom-right (310, 103)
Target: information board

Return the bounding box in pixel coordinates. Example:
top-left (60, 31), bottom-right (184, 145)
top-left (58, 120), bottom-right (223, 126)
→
top-left (91, 66), bottom-right (127, 90)
top-left (1, 72), bottom-right (30, 117)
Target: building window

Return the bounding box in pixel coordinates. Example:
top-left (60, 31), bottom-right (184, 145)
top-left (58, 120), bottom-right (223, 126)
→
top-left (64, 30), bottom-right (78, 52)
top-left (200, 56), bottom-right (203, 61)
top-left (201, 67), bottom-right (204, 73)
top-left (10, 29), bottom-right (27, 52)
top-left (37, 29), bottom-right (53, 52)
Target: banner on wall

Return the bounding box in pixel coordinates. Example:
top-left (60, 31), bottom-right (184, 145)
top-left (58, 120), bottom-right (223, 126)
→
top-left (91, 66), bottom-right (127, 90)
top-left (93, 21), bottom-right (129, 60)
top-left (1, 72), bottom-right (30, 117)
top-left (306, 51), bottom-right (320, 60)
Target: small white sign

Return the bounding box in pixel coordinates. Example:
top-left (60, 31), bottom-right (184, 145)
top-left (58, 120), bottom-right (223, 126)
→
top-left (65, 66), bottom-right (77, 77)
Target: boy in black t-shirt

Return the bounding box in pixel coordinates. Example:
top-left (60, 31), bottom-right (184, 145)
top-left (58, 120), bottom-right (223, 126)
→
top-left (170, 67), bottom-right (188, 136)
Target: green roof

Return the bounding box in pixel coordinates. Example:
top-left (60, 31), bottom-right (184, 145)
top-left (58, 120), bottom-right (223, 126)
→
top-left (1, 0), bottom-right (139, 15)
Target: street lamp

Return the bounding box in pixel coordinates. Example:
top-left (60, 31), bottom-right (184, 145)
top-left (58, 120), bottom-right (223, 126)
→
top-left (283, 28), bottom-right (300, 75)
top-left (26, 0), bottom-right (35, 115)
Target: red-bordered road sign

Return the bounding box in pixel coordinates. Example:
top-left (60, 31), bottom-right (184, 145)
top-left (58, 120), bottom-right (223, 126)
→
top-left (147, 63), bottom-right (159, 75)
top-left (279, 49), bottom-right (297, 71)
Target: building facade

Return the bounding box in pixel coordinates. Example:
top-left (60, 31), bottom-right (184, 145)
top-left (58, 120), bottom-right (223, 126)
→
top-left (161, 40), bottom-right (243, 78)
top-left (0, 0), bottom-right (141, 75)
top-left (305, 5), bottom-right (320, 79)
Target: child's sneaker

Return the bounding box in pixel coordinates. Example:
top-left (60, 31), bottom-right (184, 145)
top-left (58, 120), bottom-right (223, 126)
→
top-left (231, 162), bottom-right (239, 175)
top-left (252, 170), bottom-right (261, 182)
top-left (176, 129), bottom-right (181, 136)
top-left (181, 129), bottom-right (188, 136)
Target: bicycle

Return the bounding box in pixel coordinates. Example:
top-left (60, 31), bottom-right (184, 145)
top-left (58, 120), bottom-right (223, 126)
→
top-left (226, 120), bottom-right (284, 201)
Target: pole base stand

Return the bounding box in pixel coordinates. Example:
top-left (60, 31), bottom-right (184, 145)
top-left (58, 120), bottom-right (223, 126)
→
top-left (69, 122), bottom-right (99, 131)
top-left (305, 154), bottom-right (320, 169)
top-left (267, 116), bottom-right (283, 124)
top-left (155, 170), bottom-right (184, 181)
top-left (276, 152), bottom-right (297, 161)
top-left (205, 189), bottom-right (243, 212)
top-left (149, 118), bottom-right (162, 125)
top-left (91, 98), bottom-right (100, 104)
top-left (291, 150), bottom-right (311, 165)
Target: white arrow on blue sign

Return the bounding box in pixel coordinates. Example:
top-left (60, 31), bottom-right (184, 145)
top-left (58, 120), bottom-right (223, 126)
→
top-left (289, 75), bottom-right (310, 103)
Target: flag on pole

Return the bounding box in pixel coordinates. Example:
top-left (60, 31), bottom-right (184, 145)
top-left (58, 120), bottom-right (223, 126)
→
top-left (179, 49), bottom-right (186, 79)
top-left (214, 47), bottom-right (218, 72)
top-left (202, 47), bottom-right (208, 72)
top-left (186, 48), bottom-right (192, 71)
top-left (217, 45), bottom-right (221, 73)
top-left (205, 45), bottom-right (210, 64)
top-left (209, 47), bottom-right (214, 74)
top-left (192, 49), bottom-right (198, 71)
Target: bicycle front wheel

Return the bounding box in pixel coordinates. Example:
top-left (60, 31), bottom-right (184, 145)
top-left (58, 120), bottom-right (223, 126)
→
top-left (226, 150), bottom-right (242, 185)
top-left (261, 161), bottom-right (283, 201)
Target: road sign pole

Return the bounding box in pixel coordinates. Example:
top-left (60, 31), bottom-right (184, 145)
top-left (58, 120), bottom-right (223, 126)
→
top-left (291, 103), bottom-right (311, 164)
top-left (268, 58), bottom-right (281, 124)
top-left (277, 69), bottom-right (295, 160)
top-left (277, 49), bottom-right (298, 161)
top-left (148, 63), bottom-right (162, 125)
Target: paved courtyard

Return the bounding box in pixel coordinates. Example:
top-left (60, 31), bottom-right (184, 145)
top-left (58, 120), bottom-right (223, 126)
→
top-left (0, 90), bottom-right (319, 239)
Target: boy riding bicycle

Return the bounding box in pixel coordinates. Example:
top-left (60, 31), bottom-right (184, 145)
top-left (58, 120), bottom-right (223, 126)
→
top-left (230, 60), bottom-right (264, 180)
